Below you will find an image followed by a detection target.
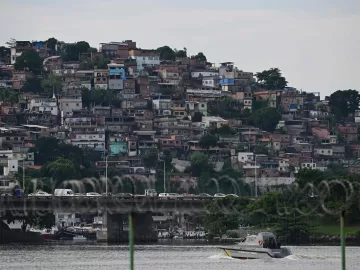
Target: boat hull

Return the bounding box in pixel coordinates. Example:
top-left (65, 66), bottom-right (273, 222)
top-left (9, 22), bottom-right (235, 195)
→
top-left (221, 247), bottom-right (292, 259)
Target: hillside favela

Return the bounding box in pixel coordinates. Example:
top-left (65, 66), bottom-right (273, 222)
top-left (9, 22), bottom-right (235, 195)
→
top-left (0, 37), bottom-right (359, 269)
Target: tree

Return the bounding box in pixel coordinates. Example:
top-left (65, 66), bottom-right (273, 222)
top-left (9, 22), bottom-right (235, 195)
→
top-left (174, 48), bottom-right (187, 58)
top-left (45, 37), bottom-right (58, 55)
top-left (62, 41), bottom-right (91, 61)
top-left (142, 148), bottom-right (159, 168)
top-left (156, 46), bottom-right (175, 61)
top-left (41, 158), bottom-right (78, 182)
top-left (191, 52), bottom-right (207, 62)
top-left (41, 74), bottom-right (63, 94)
top-left (211, 125), bottom-right (235, 135)
top-left (205, 197), bottom-right (247, 237)
top-left (190, 152), bottom-right (212, 177)
top-left (255, 68), bottom-right (287, 90)
top-left (192, 112), bottom-right (203, 122)
top-left (0, 46), bottom-right (10, 62)
top-left (0, 88), bottom-right (19, 106)
top-left (14, 50), bottom-right (43, 75)
top-left (94, 88), bottom-right (115, 106)
top-left (5, 38), bottom-right (16, 48)
top-left (81, 87), bottom-right (92, 108)
top-left (199, 134), bottom-right (218, 151)
top-left (248, 107), bottom-right (281, 132)
top-left (21, 76), bottom-right (43, 93)
top-left (328, 90), bottom-right (360, 119)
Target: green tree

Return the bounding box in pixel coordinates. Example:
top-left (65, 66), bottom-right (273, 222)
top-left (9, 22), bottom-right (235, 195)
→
top-left (41, 74), bottom-right (63, 94)
top-left (255, 68), bottom-right (287, 90)
top-left (142, 148), bottom-right (159, 168)
top-left (21, 76), bottom-right (43, 93)
top-left (156, 46), bottom-right (175, 61)
top-left (190, 152), bottom-right (212, 177)
top-left (14, 50), bottom-right (43, 75)
top-left (248, 107), bottom-right (281, 132)
top-left (199, 134), bottom-right (218, 151)
top-left (191, 52), bottom-right (207, 62)
top-left (211, 124), bottom-right (235, 135)
top-left (62, 41), bottom-right (91, 61)
top-left (174, 48), bottom-right (187, 58)
top-left (93, 88), bottom-right (115, 106)
top-left (45, 37), bottom-right (58, 55)
top-left (81, 87), bottom-right (92, 108)
top-left (328, 89), bottom-right (360, 119)
top-left (41, 158), bottom-right (78, 181)
top-left (0, 88), bottom-right (19, 106)
top-left (192, 112), bottom-right (203, 122)
top-left (205, 197), bottom-right (250, 237)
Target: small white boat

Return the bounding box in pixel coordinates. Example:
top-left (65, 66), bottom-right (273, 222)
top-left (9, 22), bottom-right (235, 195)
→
top-left (219, 232), bottom-right (291, 259)
top-left (73, 235), bottom-right (87, 241)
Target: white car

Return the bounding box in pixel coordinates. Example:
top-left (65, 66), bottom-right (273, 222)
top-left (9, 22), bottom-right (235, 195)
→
top-left (158, 193), bottom-right (179, 199)
top-left (226, 194), bottom-right (239, 198)
top-left (28, 191), bottom-right (52, 197)
top-left (214, 193), bottom-right (226, 198)
top-left (86, 192), bottom-right (101, 197)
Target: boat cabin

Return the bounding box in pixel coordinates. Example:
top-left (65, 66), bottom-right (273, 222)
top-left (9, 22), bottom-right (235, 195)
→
top-left (241, 232), bottom-right (280, 249)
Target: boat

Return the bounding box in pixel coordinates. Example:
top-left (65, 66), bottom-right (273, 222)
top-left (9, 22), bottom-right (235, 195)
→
top-left (219, 232), bottom-right (292, 259)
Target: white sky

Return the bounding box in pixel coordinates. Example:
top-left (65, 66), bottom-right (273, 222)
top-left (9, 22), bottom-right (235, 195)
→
top-left (1, 0), bottom-right (360, 97)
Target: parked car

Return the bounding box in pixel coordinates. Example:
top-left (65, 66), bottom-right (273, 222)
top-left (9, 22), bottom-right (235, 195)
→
top-left (0, 193), bottom-right (13, 197)
top-left (54, 189), bottom-right (74, 196)
top-left (158, 193), bottom-right (179, 199)
top-left (198, 193), bottom-right (213, 198)
top-left (28, 191), bottom-right (52, 197)
top-left (114, 193), bottom-right (133, 198)
top-left (226, 194), bottom-right (239, 198)
top-left (86, 192), bottom-right (101, 197)
top-left (214, 193), bottom-right (226, 198)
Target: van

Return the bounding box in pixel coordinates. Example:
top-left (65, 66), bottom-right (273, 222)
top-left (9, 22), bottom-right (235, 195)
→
top-left (54, 189), bottom-right (74, 196)
top-left (145, 189), bottom-right (157, 197)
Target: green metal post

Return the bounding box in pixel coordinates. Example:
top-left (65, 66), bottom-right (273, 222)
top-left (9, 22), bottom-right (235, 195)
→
top-left (340, 210), bottom-right (346, 270)
top-left (129, 213), bottom-right (134, 270)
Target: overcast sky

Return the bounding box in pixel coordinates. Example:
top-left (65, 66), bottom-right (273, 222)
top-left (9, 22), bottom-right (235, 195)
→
top-left (1, 0), bottom-right (360, 97)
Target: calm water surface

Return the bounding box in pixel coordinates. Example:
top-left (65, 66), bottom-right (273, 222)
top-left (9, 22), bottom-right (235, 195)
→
top-left (0, 240), bottom-right (358, 270)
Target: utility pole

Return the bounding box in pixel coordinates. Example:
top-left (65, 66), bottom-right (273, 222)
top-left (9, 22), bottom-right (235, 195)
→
top-left (22, 158), bottom-right (25, 191)
top-left (105, 156), bottom-right (108, 196)
top-left (254, 155), bottom-right (257, 197)
top-left (163, 160), bottom-right (166, 193)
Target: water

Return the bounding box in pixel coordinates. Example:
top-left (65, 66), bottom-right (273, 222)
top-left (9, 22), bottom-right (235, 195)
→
top-left (0, 240), bottom-right (358, 270)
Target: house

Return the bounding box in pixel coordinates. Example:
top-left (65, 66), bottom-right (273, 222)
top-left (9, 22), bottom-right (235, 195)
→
top-left (28, 96), bottom-right (58, 116)
top-left (171, 101), bottom-right (187, 119)
top-left (185, 101), bottom-right (207, 117)
top-left (152, 94), bottom-right (171, 116)
top-left (269, 134), bottom-right (292, 151)
top-left (68, 124), bottom-right (105, 151)
top-left (108, 63), bottom-right (126, 90)
top-left (59, 94), bottom-right (82, 117)
top-left (337, 124), bottom-right (358, 142)
top-left (12, 71), bottom-right (30, 90)
top-left (314, 145), bottom-right (333, 157)
top-left (109, 134), bottom-right (128, 155)
top-left (129, 49), bottom-right (160, 70)
top-left (94, 69), bottom-right (108, 90)
top-left (201, 116), bottom-right (228, 129)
